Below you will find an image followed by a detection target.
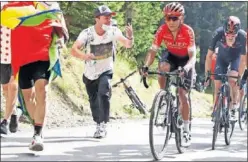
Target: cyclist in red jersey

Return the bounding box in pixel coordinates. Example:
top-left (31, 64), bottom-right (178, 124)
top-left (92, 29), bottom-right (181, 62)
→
top-left (141, 2), bottom-right (196, 147)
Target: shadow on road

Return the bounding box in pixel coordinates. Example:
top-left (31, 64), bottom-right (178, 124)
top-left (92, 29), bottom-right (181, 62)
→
top-left (1, 138), bottom-right (247, 161)
top-left (192, 157), bottom-right (247, 161)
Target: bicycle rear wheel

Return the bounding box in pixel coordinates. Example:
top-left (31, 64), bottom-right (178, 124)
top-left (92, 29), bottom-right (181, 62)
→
top-left (239, 94), bottom-right (247, 130)
top-left (149, 90), bottom-right (170, 160)
top-left (129, 88), bottom-right (148, 115)
top-left (212, 96), bottom-right (222, 150)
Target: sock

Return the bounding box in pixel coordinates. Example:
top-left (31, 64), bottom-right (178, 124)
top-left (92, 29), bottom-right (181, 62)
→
top-left (34, 124), bottom-right (43, 136)
top-left (1, 119), bottom-right (7, 125)
top-left (183, 120), bottom-right (190, 132)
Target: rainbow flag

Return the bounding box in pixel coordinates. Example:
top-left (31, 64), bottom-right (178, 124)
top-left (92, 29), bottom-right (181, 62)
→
top-left (1, 5), bottom-right (62, 29)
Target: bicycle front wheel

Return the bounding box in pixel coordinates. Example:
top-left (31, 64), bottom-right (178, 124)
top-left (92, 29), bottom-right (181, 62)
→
top-left (224, 94), bottom-right (235, 145)
top-left (212, 96), bottom-right (222, 150)
top-left (149, 90), bottom-right (171, 160)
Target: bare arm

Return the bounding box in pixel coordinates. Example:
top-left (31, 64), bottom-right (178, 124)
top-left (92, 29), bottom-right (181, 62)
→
top-left (116, 35), bottom-right (133, 48)
top-left (71, 41), bottom-right (94, 61)
top-left (239, 52), bottom-right (247, 77)
top-left (205, 49), bottom-right (214, 74)
top-left (239, 31), bottom-right (247, 77)
top-left (116, 25), bottom-right (134, 48)
top-left (144, 49), bottom-right (157, 67)
top-left (184, 50), bottom-right (196, 72)
top-left (184, 27), bottom-right (197, 72)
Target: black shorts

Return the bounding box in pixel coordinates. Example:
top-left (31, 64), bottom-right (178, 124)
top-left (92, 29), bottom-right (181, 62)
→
top-left (0, 64), bottom-right (13, 84)
top-left (160, 50), bottom-right (196, 90)
top-left (214, 46), bottom-right (241, 80)
top-left (19, 61), bottom-right (50, 89)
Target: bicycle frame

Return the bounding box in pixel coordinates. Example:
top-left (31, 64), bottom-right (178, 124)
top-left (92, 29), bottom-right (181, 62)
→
top-left (143, 71), bottom-right (183, 128)
top-left (210, 73), bottom-right (239, 114)
top-left (144, 69), bottom-right (192, 154)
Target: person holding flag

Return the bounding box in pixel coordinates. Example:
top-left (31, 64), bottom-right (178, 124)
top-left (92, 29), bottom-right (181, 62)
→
top-left (1, 1), bottom-right (68, 151)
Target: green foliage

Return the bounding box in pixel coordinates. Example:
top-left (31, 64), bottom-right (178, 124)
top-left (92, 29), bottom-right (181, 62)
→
top-left (59, 1), bottom-right (247, 72)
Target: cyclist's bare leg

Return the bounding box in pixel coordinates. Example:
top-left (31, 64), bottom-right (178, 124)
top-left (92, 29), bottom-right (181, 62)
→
top-left (33, 79), bottom-right (48, 130)
top-left (158, 62), bottom-right (170, 89)
top-left (178, 88), bottom-right (190, 132)
top-left (228, 70), bottom-right (239, 108)
top-left (239, 86), bottom-right (245, 102)
top-left (22, 88), bottom-right (36, 120)
top-left (2, 76), bottom-right (18, 120)
top-left (214, 80), bottom-right (222, 109)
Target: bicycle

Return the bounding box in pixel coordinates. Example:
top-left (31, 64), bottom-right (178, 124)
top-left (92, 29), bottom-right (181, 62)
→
top-left (205, 72), bottom-right (239, 150)
top-left (112, 70), bottom-right (148, 115)
top-left (142, 68), bottom-right (192, 160)
top-left (238, 83), bottom-right (247, 130)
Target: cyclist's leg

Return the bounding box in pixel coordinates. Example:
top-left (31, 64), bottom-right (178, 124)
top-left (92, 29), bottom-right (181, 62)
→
top-left (228, 56), bottom-right (240, 119)
top-left (213, 55), bottom-right (229, 111)
top-left (158, 50), bottom-right (174, 89)
top-left (179, 68), bottom-right (195, 123)
top-left (211, 53), bottom-right (217, 109)
top-left (176, 56), bottom-right (193, 146)
top-left (0, 64), bottom-right (18, 134)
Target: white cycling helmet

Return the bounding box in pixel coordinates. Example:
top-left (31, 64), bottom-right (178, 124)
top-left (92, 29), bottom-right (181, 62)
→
top-left (163, 2), bottom-right (185, 16)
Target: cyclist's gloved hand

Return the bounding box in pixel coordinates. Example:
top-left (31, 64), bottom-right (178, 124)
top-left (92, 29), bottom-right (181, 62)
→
top-left (178, 66), bottom-right (186, 77)
top-left (140, 66), bottom-right (149, 77)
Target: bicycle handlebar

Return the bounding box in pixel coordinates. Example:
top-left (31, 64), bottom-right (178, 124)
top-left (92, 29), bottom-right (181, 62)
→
top-left (205, 73), bottom-right (240, 85)
top-left (203, 72), bottom-right (240, 91)
top-left (142, 70), bottom-right (181, 89)
top-left (112, 70), bottom-right (137, 88)
top-left (206, 73), bottom-right (240, 80)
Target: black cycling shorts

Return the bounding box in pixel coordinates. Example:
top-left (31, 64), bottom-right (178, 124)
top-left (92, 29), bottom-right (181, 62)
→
top-left (19, 61), bottom-right (50, 89)
top-left (159, 49), bottom-right (196, 90)
top-left (0, 63), bottom-right (13, 84)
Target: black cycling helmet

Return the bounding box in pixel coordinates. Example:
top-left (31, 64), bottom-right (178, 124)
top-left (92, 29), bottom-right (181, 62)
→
top-left (224, 16), bottom-right (241, 35)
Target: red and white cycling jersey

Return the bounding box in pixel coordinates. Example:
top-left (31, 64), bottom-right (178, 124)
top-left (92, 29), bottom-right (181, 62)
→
top-left (152, 24), bottom-right (196, 57)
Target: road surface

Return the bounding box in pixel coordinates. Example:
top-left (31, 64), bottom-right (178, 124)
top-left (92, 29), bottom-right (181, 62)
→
top-left (1, 118), bottom-right (247, 161)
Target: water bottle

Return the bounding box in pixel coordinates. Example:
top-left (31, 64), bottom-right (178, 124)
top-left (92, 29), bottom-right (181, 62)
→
top-left (224, 97), bottom-right (228, 110)
top-left (172, 97), bottom-right (177, 108)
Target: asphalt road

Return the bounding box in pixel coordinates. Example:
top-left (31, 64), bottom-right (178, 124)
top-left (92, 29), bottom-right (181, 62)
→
top-left (1, 118), bottom-right (247, 161)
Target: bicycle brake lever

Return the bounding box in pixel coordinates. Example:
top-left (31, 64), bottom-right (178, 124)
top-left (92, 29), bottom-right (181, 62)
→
top-left (143, 77), bottom-right (149, 89)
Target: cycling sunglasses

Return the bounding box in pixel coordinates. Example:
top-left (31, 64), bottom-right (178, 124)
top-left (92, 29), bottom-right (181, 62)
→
top-left (166, 16), bottom-right (179, 22)
top-left (225, 31), bottom-right (237, 37)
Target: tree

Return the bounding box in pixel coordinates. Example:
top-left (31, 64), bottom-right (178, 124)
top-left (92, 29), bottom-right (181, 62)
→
top-left (59, 2), bottom-right (247, 70)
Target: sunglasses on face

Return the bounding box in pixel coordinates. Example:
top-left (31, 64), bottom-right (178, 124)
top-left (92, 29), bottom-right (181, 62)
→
top-left (225, 32), bottom-right (237, 37)
top-left (166, 16), bottom-right (179, 22)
